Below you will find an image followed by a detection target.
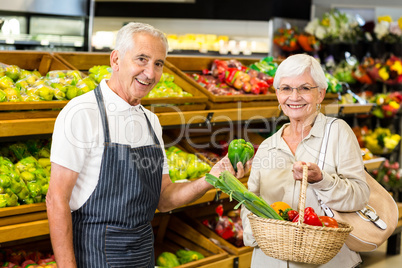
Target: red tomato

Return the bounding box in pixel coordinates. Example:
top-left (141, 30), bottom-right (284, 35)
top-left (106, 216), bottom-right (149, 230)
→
top-left (319, 216), bottom-right (339, 228)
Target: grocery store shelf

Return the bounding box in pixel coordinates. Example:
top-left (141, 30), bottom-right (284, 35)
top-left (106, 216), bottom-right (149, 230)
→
top-left (0, 203), bottom-right (46, 218)
top-left (0, 103), bottom-right (377, 137)
top-left (156, 106), bottom-right (280, 127)
top-left (322, 103), bottom-right (374, 115)
top-left (0, 101), bottom-right (68, 111)
top-left (0, 219), bottom-right (49, 243)
top-left (0, 118), bottom-right (56, 137)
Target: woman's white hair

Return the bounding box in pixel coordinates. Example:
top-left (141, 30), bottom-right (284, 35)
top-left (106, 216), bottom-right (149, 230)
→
top-left (273, 54), bottom-right (328, 91)
top-left (114, 22), bottom-right (168, 57)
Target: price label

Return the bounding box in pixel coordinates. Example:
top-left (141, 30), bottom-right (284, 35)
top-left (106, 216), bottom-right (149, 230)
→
top-left (5, 38), bottom-right (14, 44)
top-left (74, 41), bottom-right (83, 47)
top-left (41, 40), bottom-right (50, 45)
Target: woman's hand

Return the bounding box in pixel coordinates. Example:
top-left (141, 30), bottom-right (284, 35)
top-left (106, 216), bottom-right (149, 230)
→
top-left (293, 161), bottom-right (323, 183)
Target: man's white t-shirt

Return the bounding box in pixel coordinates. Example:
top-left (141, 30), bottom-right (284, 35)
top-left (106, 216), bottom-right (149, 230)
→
top-left (50, 80), bottom-right (169, 211)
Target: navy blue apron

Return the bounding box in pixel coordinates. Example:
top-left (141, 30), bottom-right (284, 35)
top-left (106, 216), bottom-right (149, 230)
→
top-left (72, 86), bottom-right (164, 268)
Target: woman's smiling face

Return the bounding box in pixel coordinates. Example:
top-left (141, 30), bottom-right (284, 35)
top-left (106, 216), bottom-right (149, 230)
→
top-left (276, 71), bottom-right (325, 121)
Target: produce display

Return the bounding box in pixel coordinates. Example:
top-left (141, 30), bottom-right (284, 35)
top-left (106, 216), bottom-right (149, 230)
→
top-left (369, 91), bottom-right (402, 118)
top-left (165, 146), bottom-right (211, 182)
top-left (0, 139), bottom-right (51, 207)
top-left (202, 205), bottom-right (244, 247)
top-left (0, 249), bottom-right (56, 268)
top-left (353, 125), bottom-right (401, 156)
top-left (189, 58), bottom-right (275, 95)
top-left (88, 65), bottom-right (193, 98)
top-left (362, 127), bottom-right (401, 155)
top-left (325, 72), bottom-right (343, 94)
top-left (146, 73), bottom-right (192, 98)
top-left (156, 249), bottom-right (204, 267)
top-left (0, 63), bottom-right (97, 102)
top-left (194, 140), bottom-right (228, 165)
top-left (371, 159), bottom-right (402, 193)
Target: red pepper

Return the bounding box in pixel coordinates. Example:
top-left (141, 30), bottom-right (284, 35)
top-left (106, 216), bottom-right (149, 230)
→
top-left (215, 204), bottom-right (224, 217)
top-left (287, 209), bottom-right (299, 221)
top-left (202, 69), bottom-right (210, 75)
top-left (224, 68), bottom-right (241, 85)
top-left (292, 207), bottom-right (323, 226)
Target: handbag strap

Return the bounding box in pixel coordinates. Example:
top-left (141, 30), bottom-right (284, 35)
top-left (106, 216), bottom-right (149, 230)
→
top-left (318, 117), bottom-right (338, 170)
top-left (316, 117), bottom-right (338, 217)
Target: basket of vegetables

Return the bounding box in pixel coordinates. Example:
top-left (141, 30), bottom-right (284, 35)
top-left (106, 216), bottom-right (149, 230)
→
top-left (206, 166), bottom-right (353, 265)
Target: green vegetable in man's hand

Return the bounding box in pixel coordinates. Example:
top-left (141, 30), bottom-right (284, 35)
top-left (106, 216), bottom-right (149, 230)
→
top-left (228, 139), bottom-right (254, 171)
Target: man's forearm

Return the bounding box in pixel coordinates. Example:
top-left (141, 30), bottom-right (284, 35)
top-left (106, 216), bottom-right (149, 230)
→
top-left (158, 176), bottom-right (212, 212)
top-left (47, 197), bottom-right (77, 268)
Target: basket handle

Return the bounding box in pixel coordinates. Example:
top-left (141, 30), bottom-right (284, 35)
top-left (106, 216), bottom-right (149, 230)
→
top-left (297, 165), bottom-right (309, 225)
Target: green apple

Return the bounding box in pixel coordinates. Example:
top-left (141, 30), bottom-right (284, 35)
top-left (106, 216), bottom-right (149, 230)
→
top-left (53, 88), bottom-right (66, 100)
top-left (67, 70), bottom-right (82, 80)
top-left (46, 70), bottom-right (65, 79)
top-left (37, 85), bottom-right (54, 101)
top-left (26, 75), bottom-right (39, 85)
top-left (15, 79), bottom-right (28, 91)
top-left (26, 87), bottom-right (39, 96)
top-left (50, 82), bottom-right (67, 93)
top-left (3, 87), bottom-right (21, 102)
top-left (32, 70), bottom-right (42, 78)
top-left (0, 76), bottom-right (15, 89)
top-left (5, 65), bottom-right (21, 81)
top-left (66, 85), bottom-right (78, 100)
top-left (19, 70), bottom-right (32, 79)
top-left (0, 89), bottom-right (6, 102)
top-left (20, 171), bottom-right (35, 182)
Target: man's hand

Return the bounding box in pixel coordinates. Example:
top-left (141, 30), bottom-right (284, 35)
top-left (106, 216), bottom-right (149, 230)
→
top-left (209, 155), bottom-right (252, 179)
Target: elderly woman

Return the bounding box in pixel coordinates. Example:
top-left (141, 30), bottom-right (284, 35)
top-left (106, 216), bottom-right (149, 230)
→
top-left (240, 54), bottom-right (370, 268)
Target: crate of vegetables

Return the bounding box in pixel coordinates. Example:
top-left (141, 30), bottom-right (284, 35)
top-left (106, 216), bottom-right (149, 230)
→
top-left (178, 202), bottom-right (253, 268)
top-left (53, 52), bottom-right (209, 112)
top-left (167, 55), bottom-right (340, 109)
top-left (166, 56), bottom-right (279, 109)
top-left (152, 214), bottom-right (232, 267)
top-left (0, 51), bottom-right (76, 118)
top-left (0, 237), bottom-right (57, 267)
top-left (0, 138), bottom-right (51, 240)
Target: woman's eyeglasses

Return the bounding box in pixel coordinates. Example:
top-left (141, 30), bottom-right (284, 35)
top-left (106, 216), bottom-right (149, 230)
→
top-left (277, 85), bottom-right (319, 95)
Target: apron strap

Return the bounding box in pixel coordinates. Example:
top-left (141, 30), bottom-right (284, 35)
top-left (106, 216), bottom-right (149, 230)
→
top-left (94, 85), bottom-right (111, 143)
top-left (139, 106), bottom-right (161, 146)
top-left (94, 85), bottom-right (161, 146)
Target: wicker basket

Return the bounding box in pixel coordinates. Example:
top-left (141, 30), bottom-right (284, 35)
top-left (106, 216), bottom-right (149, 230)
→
top-left (247, 166), bottom-right (353, 265)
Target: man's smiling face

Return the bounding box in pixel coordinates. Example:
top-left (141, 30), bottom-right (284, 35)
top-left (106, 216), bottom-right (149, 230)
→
top-left (111, 32), bottom-right (166, 105)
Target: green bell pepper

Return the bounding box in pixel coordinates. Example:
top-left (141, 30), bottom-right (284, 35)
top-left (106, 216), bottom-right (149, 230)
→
top-left (228, 139), bottom-right (254, 172)
top-left (0, 194), bottom-right (7, 208)
top-left (0, 174), bottom-right (11, 188)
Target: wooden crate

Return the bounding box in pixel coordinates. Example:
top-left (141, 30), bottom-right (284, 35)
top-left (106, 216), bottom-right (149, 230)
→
top-left (0, 51), bottom-right (72, 119)
top-left (166, 56), bottom-right (339, 110)
top-left (177, 201), bottom-right (253, 268)
top-left (152, 214), bottom-right (230, 267)
top-left (0, 203), bottom-right (49, 243)
top-left (53, 52), bottom-right (209, 112)
top-left (166, 56), bottom-right (278, 109)
top-left (0, 51), bottom-right (70, 77)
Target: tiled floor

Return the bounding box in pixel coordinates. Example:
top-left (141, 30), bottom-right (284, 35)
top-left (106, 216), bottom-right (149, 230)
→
top-left (360, 242), bottom-right (402, 267)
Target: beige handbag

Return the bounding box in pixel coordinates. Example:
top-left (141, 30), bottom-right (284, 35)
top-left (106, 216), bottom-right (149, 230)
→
top-left (317, 118), bottom-right (399, 252)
